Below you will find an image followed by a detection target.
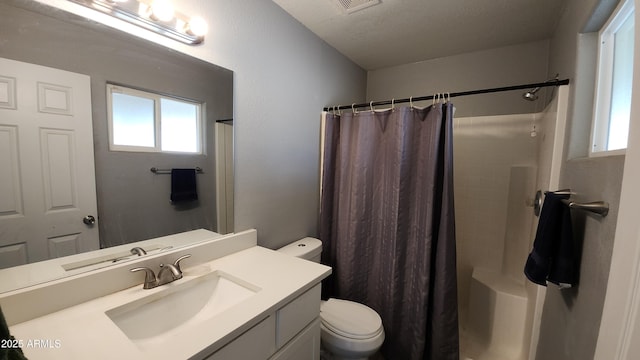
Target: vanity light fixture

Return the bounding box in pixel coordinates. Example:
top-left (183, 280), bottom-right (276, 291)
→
top-left (68, 0), bottom-right (207, 45)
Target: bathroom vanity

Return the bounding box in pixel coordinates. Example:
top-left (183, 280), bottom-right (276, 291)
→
top-left (0, 230), bottom-right (331, 359)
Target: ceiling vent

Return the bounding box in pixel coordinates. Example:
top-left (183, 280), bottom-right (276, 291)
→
top-left (334, 0), bottom-right (381, 14)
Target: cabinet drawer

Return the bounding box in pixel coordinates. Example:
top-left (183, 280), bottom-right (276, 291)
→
top-left (205, 315), bottom-right (276, 360)
top-left (276, 284), bottom-right (321, 348)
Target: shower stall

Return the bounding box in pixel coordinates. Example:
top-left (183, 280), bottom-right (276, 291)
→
top-left (456, 86), bottom-right (569, 360)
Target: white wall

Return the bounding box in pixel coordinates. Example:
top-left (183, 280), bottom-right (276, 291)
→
top-left (36, 0), bottom-right (367, 249)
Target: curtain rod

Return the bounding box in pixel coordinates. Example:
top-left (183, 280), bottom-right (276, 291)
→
top-left (323, 78), bottom-right (570, 112)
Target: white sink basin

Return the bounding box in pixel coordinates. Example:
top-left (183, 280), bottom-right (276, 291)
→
top-left (106, 270), bottom-right (259, 349)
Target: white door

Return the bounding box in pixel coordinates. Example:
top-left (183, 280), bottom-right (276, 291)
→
top-left (0, 57), bottom-right (98, 268)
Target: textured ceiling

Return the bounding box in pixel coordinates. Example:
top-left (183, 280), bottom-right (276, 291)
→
top-left (273, 0), bottom-right (568, 70)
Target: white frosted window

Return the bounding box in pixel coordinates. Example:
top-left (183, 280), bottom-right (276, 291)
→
top-left (607, 13), bottom-right (634, 150)
top-left (107, 84), bottom-right (203, 153)
top-left (592, 0), bottom-right (635, 154)
top-left (112, 92), bottom-right (155, 148)
top-left (161, 98), bottom-right (200, 153)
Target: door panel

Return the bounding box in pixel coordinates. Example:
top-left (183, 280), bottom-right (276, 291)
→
top-left (0, 57), bottom-right (98, 268)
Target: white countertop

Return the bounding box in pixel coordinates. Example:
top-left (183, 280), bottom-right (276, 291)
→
top-left (8, 246), bottom-right (331, 360)
top-left (0, 229), bottom-right (224, 293)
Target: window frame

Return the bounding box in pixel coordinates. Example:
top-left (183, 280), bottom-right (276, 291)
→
top-left (106, 83), bottom-right (203, 154)
top-left (590, 0), bottom-right (635, 156)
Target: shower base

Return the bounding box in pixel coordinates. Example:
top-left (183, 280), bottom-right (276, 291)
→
top-left (460, 267), bottom-right (528, 360)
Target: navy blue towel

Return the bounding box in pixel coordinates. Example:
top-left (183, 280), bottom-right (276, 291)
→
top-left (170, 168), bottom-right (198, 202)
top-left (0, 306), bottom-right (28, 360)
top-left (524, 192), bottom-right (576, 288)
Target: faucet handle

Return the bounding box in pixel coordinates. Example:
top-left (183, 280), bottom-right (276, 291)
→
top-left (130, 267), bottom-right (158, 289)
top-left (173, 254), bottom-right (191, 272)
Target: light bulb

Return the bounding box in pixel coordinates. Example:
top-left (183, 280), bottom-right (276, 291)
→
top-left (187, 16), bottom-right (208, 37)
top-left (150, 0), bottom-right (174, 22)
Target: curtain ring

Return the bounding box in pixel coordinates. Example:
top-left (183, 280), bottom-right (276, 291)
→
top-left (370, 101), bottom-right (375, 112)
top-left (352, 103), bottom-right (358, 114)
top-left (391, 98), bottom-right (395, 111)
top-left (410, 96), bottom-right (414, 110)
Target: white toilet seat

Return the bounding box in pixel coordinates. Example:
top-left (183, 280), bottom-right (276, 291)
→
top-left (319, 298), bottom-right (385, 359)
top-left (320, 298), bottom-right (383, 339)
top-left (320, 322), bottom-right (385, 355)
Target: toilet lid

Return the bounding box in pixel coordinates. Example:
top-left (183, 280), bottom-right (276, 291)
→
top-left (320, 298), bottom-right (383, 340)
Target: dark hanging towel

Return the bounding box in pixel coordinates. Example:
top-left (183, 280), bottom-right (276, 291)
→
top-left (0, 306), bottom-right (28, 360)
top-left (170, 168), bottom-right (198, 202)
top-left (524, 192), bottom-right (576, 288)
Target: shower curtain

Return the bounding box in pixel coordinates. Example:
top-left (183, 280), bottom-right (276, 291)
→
top-left (319, 104), bottom-right (459, 360)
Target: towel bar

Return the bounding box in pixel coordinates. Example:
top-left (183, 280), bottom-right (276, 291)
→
top-left (533, 189), bottom-right (576, 217)
top-left (544, 189), bottom-right (575, 196)
top-left (537, 189), bottom-right (609, 217)
top-left (150, 167), bottom-right (203, 174)
top-left (560, 199), bottom-right (609, 217)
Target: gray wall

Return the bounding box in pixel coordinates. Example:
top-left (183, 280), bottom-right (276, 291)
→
top-left (536, 0), bottom-right (624, 359)
top-left (0, 1), bottom-right (233, 246)
top-left (366, 40), bottom-right (551, 117)
top-left (190, 0), bottom-right (367, 249)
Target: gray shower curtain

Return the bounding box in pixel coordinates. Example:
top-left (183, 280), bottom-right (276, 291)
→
top-left (319, 104), bottom-right (459, 360)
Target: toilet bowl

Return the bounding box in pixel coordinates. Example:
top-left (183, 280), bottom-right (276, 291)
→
top-left (277, 238), bottom-right (385, 359)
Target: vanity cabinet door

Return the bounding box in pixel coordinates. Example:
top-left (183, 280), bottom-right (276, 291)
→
top-left (204, 315), bottom-right (276, 360)
top-left (203, 283), bottom-right (322, 360)
top-left (270, 318), bottom-right (321, 360)
top-left (276, 284), bottom-right (321, 347)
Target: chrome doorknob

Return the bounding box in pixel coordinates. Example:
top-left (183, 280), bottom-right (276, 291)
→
top-left (83, 215), bottom-right (96, 225)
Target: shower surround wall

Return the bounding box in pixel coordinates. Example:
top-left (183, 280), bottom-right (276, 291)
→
top-left (453, 113), bottom-right (538, 329)
top-left (455, 113), bottom-right (539, 360)
top-left (455, 88), bottom-right (568, 360)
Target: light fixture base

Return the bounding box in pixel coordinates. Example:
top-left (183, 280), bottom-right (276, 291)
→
top-left (68, 0), bottom-right (205, 45)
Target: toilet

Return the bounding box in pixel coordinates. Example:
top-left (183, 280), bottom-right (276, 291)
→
top-left (277, 237), bottom-right (385, 360)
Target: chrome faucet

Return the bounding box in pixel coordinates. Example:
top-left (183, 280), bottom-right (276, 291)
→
top-left (130, 267), bottom-right (158, 289)
top-left (130, 254), bottom-right (191, 289)
top-left (157, 263), bottom-right (183, 285)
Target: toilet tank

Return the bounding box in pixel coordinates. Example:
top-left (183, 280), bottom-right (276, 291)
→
top-left (277, 237), bottom-right (322, 263)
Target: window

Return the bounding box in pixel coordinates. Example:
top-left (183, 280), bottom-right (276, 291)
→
top-left (107, 84), bottom-right (203, 153)
top-left (592, 0), bottom-right (635, 154)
